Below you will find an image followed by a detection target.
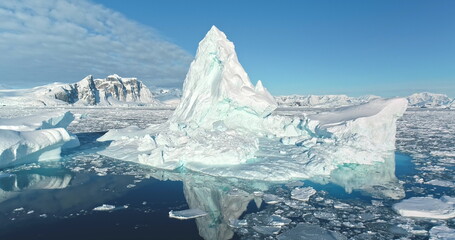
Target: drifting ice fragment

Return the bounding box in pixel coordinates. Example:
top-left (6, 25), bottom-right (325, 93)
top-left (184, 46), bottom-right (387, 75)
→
top-left (429, 225), bottom-right (455, 240)
top-left (263, 194), bottom-right (283, 204)
top-left (93, 204), bottom-right (116, 211)
top-left (169, 208), bottom-right (208, 220)
top-left (228, 219), bottom-right (248, 228)
top-left (252, 225), bottom-right (281, 235)
top-left (277, 223), bottom-right (347, 240)
top-left (267, 215), bottom-right (291, 226)
top-left (393, 196), bottom-right (455, 219)
top-left (291, 187), bottom-right (316, 202)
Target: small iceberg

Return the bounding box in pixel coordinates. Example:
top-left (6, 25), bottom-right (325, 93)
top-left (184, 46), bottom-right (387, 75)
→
top-left (0, 111), bottom-right (79, 169)
top-left (169, 208), bottom-right (208, 220)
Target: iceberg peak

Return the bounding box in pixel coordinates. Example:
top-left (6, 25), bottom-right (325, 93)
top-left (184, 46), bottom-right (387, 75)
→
top-left (205, 25), bottom-right (227, 40)
top-left (171, 26), bottom-right (277, 127)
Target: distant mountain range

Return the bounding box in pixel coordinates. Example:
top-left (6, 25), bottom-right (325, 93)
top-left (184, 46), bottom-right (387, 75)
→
top-left (275, 92), bottom-right (455, 109)
top-left (0, 76), bottom-right (453, 109)
top-left (0, 75), bottom-right (157, 106)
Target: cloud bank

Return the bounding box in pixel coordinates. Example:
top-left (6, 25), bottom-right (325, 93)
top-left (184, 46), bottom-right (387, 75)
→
top-left (0, 0), bottom-right (192, 88)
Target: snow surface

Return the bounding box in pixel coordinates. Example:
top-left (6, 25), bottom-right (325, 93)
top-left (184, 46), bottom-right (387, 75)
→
top-left (393, 196), bottom-right (455, 219)
top-left (0, 111), bottom-right (79, 168)
top-left (98, 26), bottom-right (408, 182)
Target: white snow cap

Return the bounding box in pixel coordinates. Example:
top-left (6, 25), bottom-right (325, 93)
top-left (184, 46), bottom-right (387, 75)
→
top-left (171, 25), bottom-right (277, 127)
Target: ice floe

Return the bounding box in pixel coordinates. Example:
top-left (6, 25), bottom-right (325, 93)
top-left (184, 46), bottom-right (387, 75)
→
top-left (291, 187), bottom-right (316, 202)
top-left (92, 204), bottom-right (116, 211)
top-left (393, 196), bottom-right (455, 219)
top-left (168, 208), bottom-right (208, 220)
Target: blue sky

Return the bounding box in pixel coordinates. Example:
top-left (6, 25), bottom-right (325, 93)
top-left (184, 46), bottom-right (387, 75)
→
top-left (1, 0), bottom-right (454, 97)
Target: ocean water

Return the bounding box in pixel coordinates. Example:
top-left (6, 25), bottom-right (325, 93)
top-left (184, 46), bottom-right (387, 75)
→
top-left (0, 107), bottom-right (454, 239)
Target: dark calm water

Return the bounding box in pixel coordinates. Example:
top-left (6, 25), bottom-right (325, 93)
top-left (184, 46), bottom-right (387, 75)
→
top-left (0, 131), bottom-right (417, 240)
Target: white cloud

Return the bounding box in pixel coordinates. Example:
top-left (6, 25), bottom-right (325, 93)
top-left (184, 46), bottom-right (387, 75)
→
top-left (0, 0), bottom-right (192, 88)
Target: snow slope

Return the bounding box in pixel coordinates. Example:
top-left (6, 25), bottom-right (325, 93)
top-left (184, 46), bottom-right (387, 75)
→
top-left (98, 26), bottom-right (407, 185)
top-left (0, 75), bottom-right (156, 106)
top-left (0, 112), bottom-right (79, 168)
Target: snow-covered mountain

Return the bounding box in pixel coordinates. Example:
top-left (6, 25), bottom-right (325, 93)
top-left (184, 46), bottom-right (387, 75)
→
top-left (151, 87), bottom-right (182, 107)
top-left (406, 92), bottom-right (453, 108)
top-left (0, 74), bottom-right (157, 106)
top-left (276, 93), bottom-right (454, 109)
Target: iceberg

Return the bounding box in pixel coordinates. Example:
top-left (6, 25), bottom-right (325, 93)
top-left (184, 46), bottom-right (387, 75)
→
top-left (99, 26), bottom-right (407, 187)
top-left (0, 111), bottom-right (79, 168)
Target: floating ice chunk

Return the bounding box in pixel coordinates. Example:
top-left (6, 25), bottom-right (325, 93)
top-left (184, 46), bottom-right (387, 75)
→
top-left (277, 223), bottom-right (347, 240)
top-left (263, 194), bottom-right (283, 204)
top-left (252, 225), bottom-right (281, 235)
top-left (314, 211), bottom-right (337, 221)
top-left (393, 196), bottom-right (455, 219)
top-left (93, 204), bottom-right (116, 211)
top-left (291, 187), bottom-right (316, 202)
top-left (425, 179), bottom-right (455, 188)
top-left (267, 215), bottom-right (291, 226)
top-left (169, 208), bottom-right (208, 220)
top-left (429, 225), bottom-right (455, 240)
top-left (13, 207), bottom-right (24, 212)
top-left (228, 219), bottom-right (248, 228)
top-left (333, 202), bottom-right (350, 209)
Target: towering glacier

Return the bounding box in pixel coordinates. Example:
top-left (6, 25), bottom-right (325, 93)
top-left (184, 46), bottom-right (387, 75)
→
top-left (99, 26), bottom-right (407, 186)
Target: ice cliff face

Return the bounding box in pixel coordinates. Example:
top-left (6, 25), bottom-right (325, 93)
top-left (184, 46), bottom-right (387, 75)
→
top-left (99, 26), bottom-right (408, 189)
top-left (171, 26), bottom-right (277, 127)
